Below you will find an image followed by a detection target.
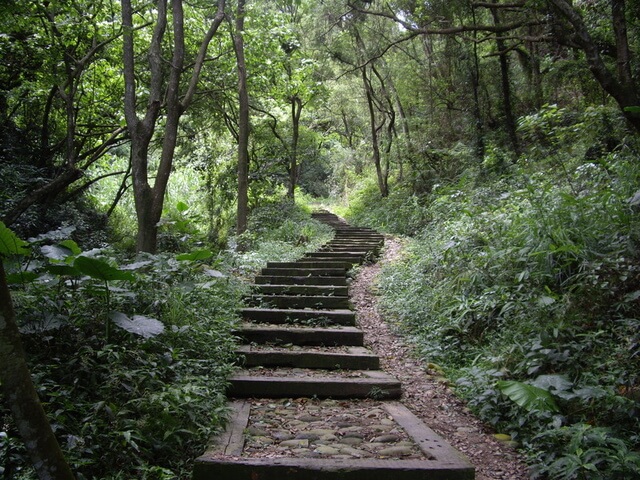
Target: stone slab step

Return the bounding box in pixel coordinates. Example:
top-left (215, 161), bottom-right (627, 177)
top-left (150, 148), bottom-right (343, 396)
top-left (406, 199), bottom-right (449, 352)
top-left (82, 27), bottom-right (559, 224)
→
top-left (303, 252), bottom-right (364, 262)
top-left (254, 275), bottom-right (348, 286)
top-left (235, 345), bottom-right (379, 370)
top-left (193, 400), bottom-right (475, 480)
top-left (267, 261), bottom-right (354, 270)
top-left (233, 323), bottom-right (364, 346)
top-left (246, 294), bottom-right (351, 310)
top-left (260, 267), bottom-right (346, 277)
top-left (319, 246), bottom-right (380, 254)
top-left (333, 232), bottom-right (383, 237)
top-left (242, 307), bottom-right (356, 326)
top-left (227, 370), bottom-right (402, 399)
top-left (251, 284), bottom-right (349, 296)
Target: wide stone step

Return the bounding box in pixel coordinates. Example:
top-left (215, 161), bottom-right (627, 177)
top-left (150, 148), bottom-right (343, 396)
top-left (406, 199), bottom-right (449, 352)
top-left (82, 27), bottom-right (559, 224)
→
top-left (246, 294), bottom-right (351, 310)
top-left (254, 275), bottom-right (348, 286)
top-left (242, 307), bottom-right (356, 326)
top-left (319, 246), bottom-right (380, 254)
top-left (251, 284), bottom-right (349, 296)
top-left (193, 400), bottom-right (475, 480)
top-left (235, 345), bottom-right (379, 370)
top-left (260, 267), bottom-right (346, 277)
top-left (233, 323), bottom-right (364, 346)
top-left (267, 261), bottom-right (354, 270)
top-left (303, 252), bottom-right (364, 262)
top-left (228, 369), bottom-right (402, 399)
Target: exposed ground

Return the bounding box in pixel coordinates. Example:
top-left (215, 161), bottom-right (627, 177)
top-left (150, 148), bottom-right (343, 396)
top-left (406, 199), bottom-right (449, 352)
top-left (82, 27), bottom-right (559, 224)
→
top-left (350, 236), bottom-right (531, 480)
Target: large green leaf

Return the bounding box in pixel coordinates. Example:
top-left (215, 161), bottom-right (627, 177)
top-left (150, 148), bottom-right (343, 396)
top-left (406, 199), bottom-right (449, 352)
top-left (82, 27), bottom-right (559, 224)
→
top-left (110, 312), bottom-right (164, 338)
top-left (74, 256), bottom-right (135, 282)
top-left (0, 221), bottom-right (30, 257)
top-left (45, 264), bottom-right (82, 277)
top-left (497, 380), bottom-right (560, 413)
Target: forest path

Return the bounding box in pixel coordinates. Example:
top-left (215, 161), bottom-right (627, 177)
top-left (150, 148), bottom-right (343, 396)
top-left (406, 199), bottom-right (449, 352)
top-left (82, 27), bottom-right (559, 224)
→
top-left (351, 236), bottom-right (531, 480)
top-left (193, 212), bottom-right (483, 479)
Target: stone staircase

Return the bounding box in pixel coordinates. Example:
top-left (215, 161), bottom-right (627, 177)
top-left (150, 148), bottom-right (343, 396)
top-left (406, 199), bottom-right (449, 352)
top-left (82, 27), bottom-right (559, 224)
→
top-left (193, 211), bottom-right (474, 479)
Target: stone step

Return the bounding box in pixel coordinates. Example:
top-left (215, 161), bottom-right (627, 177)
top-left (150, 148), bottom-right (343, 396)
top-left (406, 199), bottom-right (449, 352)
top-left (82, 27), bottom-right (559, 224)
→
top-left (260, 267), bottom-right (346, 277)
top-left (254, 275), bottom-right (348, 286)
top-left (235, 345), bottom-right (379, 370)
top-left (319, 246), bottom-right (380, 254)
top-left (251, 284), bottom-right (349, 296)
top-left (303, 252), bottom-right (364, 262)
top-left (267, 261), bottom-right (354, 270)
top-left (242, 307), bottom-right (356, 326)
top-left (334, 231), bottom-right (382, 236)
top-left (246, 294), bottom-right (351, 310)
top-left (233, 323), bottom-right (364, 346)
top-left (227, 369), bottom-right (402, 399)
top-left (193, 400), bottom-right (475, 480)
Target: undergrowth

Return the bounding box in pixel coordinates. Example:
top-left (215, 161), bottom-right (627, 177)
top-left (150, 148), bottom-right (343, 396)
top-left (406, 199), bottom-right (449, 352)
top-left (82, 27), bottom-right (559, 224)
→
top-left (349, 106), bottom-right (640, 479)
top-left (1, 197), bottom-right (330, 478)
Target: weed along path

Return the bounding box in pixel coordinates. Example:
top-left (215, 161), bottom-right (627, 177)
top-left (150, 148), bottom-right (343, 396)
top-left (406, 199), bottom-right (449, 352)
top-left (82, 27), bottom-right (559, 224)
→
top-left (193, 211), bottom-right (477, 479)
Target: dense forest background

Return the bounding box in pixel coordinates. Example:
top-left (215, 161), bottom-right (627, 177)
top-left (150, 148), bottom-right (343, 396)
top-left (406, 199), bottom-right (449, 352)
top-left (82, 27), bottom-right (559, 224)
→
top-left (1, 0), bottom-right (639, 478)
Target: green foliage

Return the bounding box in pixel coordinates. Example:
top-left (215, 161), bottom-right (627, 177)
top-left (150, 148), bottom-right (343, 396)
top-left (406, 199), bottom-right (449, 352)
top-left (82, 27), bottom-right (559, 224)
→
top-left (2, 244), bottom-right (244, 478)
top-left (358, 106), bottom-right (640, 478)
top-left (0, 221), bottom-right (30, 257)
top-left (345, 179), bottom-right (430, 235)
top-left (232, 197), bottom-right (333, 272)
top-left (1, 197), bottom-right (336, 477)
top-left (497, 380), bottom-right (560, 413)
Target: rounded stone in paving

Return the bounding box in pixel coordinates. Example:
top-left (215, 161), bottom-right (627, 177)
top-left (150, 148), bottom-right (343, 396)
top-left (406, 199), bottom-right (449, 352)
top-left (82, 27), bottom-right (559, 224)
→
top-left (249, 436), bottom-right (275, 445)
top-left (372, 434), bottom-right (400, 443)
top-left (340, 437), bottom-right (363, 445)
top-left (378, 446), bottom-right (414, 457)
top-left (365, 408), bottom-right (385, 417)
top-left (308, 428), bottom-right (335, 436)
top-left (314, 446), bottom-right (340, 455)
top-left (280, 439), bottom-right (309, 448)
top-left (299, 414), bottom-right (318, 422)
top-left (340, 446), bottom-right (371, 458)
top-left (371, 424), bottom-right (394, 432)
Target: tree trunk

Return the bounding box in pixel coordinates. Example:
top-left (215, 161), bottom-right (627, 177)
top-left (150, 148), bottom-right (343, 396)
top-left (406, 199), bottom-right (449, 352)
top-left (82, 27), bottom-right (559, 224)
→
top-left (490, 0), bottom-right (519, 155)
top-left (362, 67), bottom-right (388, 197)
top-left (235, 0), bottom-right (250, 235)
top-left (0, 261), bottom-right (76, 480)
top-left (470, 5), bottom-right (485, 162)
top-left (288, 96), bottom-right (302, 199)
top-left (121, 0), bottom-right (226, 251)
top-left (548, 0), bottom-right (640, 134)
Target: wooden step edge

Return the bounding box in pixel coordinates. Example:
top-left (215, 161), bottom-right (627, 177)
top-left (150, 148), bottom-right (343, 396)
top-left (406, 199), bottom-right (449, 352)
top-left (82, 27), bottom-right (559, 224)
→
top-left (233, 324), bottom-right (364, 346)
top-left (234, 345), bottom-right (380, 370)
top-left (227, 370), bottom-right (402, 399)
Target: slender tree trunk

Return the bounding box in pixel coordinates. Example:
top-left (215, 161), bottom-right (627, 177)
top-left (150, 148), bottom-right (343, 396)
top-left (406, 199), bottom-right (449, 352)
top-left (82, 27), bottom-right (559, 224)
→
top-left (288, 96), bottom-right (302, 199)
top-left (470, 5), bottom-right (485, 162)
top-left (0, 261), bottom-right (75, 480)
top-left (362, 67), bottom-right (388, 197)
top-left (235, 0), bottom-right (249, 235)
top-left (490, 0), bottom-right (519, 155)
